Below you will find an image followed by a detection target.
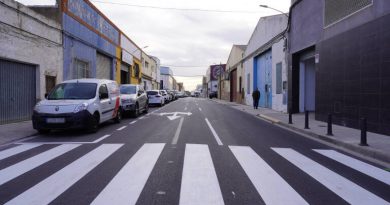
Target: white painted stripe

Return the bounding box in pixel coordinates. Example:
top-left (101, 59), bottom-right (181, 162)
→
top-left (92, 134), bottom-right (111, 143)
top-left (314, 149), bottom-right (390, 185)
top-left (230, 146), bottom-right (308, 205)
top-left (116, 126), bottom-right (127, 131)
top-left (180, 144), bottom-right (224, 205)
top-left (273, 148), bottom-right (389, 205)
top-left (0, 144), bottom-right (80, 186)
top-left (205, 118), bottom-right (223, 145)
top-left (91, 143), bottom-right (165, 205)
top-left (0, 144), bottom-right (42, 161)
top-left (139, 116), bottom-right (145, 120)
top-left (198, 107), bottom-right (202, 111)
top-left (6, 144), bottom-right (123, 205)
top-left (130, 121), bottom-right (137, 124)
top-left (171, 118), bottom-right (184, 144)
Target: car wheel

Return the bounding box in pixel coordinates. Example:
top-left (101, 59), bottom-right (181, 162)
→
top-left (38, 129), bottom-right (50, 134)
top-left (144, 102), bottom-right (149, 113)
top-left (132, 104), bottom-right (139, 118)
top-left (114, 108), bottom-right (122, 123)
top-left (87, 113), bottom-right (99, 133)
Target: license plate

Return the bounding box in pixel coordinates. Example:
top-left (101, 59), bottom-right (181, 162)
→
top-left (46, 118), bottom-right (65, 123)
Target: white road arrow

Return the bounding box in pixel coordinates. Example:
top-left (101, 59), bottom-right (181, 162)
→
top-left (159, 112), bottom-right (192, 120)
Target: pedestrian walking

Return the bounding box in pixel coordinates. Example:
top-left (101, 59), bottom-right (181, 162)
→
top-left (252, 88), bottom-right (260, 109)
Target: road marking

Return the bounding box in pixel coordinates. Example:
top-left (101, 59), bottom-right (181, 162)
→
top-left (0, 144), bottom-right (80, 186)
top-left (117, 126), bottom-right (127, 131)
top-left (16, 135), bottom-right (111, 145)
top-left (171, 118), bottom-right (184, 144)
top-left (160, 112), bottom-right (192, 120)
top-left (179, 144), bottom-right (224, 205)
top-left (92, 134), bottom-right (111, 143)
top-left (91, 143), bottom-right (165, 205)
top-left (314, 149), bottom-right (390, 185)
top-left (139, 116), bottom-right (145, 120)
top-left (0, 144), bottom-right (42, 160)
top-left (205, 118), bottom-right (223, 145)
top-left (273, 148), bottom-right (389, 205)
top-left (6, 144), bottom-right (122, 205)
top-left (198, 107), bottom-right (202, 111)
top-left (129, 121), bottom-right (137, 124)
top-left (230, 146), bottom-right (308, 205)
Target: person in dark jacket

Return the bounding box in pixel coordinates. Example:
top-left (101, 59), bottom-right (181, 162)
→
top-left (252, 88), bottom-right (260, 109)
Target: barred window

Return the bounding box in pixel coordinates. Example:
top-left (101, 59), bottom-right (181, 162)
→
top-left (324, 0), bottom-right (372, 27)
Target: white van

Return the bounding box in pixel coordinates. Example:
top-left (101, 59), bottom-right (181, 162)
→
top-left (32, 79), bottom-right (122, 133)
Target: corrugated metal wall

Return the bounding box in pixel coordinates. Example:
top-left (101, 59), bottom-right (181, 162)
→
top-left (0, 59), bottom-right (36, 124)
top-left (96, 53), bottom-right (111, 79)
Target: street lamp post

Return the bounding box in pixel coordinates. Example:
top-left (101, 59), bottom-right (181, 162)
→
top-left (259, 5), bottom-right (289, 18)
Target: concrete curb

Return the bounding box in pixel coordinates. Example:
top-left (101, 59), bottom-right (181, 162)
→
top-left (258, 115), bottom-right (390, 164)
top-left (211, 99), bottom-right (390, 165)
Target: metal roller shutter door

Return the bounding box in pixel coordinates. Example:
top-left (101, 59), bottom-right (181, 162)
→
top-left (96, 53), bottom-right (112, 80)
top-left (0, 59), bottom-right (36, 124)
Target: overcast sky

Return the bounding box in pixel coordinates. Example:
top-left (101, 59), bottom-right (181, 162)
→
top-left (17, 0), bottom-right (290, 91)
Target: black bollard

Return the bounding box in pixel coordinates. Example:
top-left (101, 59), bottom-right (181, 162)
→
top-left (289, 109), bottom-right (293, 124)
top-left (360, 118), bottom-right (368, 146)
top-left (327, 114), bottom-right (333, 136)
top-left (304, 110), bottom-right (309, 129)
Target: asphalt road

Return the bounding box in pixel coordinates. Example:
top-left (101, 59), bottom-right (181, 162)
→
top-left (0, 97), bottom-right (389, 205)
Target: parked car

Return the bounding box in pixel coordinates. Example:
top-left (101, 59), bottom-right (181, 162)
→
top-left (167, 90), bottom-right (176, 101)
top-left (176, 91), bottom-right (184, 98)
top-left (160, 90), bottom-right (170, 103)
top-left (120, 84), bottom-right (148, 117)
top-left (32, 79), bottom-right (122, 133)
top-left (209, 91), bottom-right (218, 99)
top-left (147, 90), bottom-right (165, 106)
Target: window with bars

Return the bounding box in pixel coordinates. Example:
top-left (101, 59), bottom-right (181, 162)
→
top-left (324, 0), bottom-right (372, 27)
top-left (73, 59), bottom-right (89, 79)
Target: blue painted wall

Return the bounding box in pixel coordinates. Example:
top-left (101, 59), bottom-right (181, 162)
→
top-left (67, 0), bottom-right (119, 45)
top-left (254, 50), bottom-right (272, 108)
top-left (63, 14), bottom-right (117, 80)
top-left (63, 14), bottom-right (116, 57)
top-left (63, 35), bottom-right (96, 80)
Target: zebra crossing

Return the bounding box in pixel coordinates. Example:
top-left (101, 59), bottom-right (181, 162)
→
top-left (0, 143), bottom-right (389, 205)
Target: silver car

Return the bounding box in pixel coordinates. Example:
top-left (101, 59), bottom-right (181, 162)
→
top-left (120, 84), bottom-right (148, 117)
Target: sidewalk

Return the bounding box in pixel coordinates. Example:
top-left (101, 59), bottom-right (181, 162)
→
top-left (0, 121), bottom-right (37, 146)
top-left (211, 99), bottom-right (390, 165)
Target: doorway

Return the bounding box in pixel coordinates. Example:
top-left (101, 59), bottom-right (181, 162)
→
top-left (299, 57), bottom-right (316, 112)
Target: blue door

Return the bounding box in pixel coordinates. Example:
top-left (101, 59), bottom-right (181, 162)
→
top-left (254, 50), bottom-right (272, 108)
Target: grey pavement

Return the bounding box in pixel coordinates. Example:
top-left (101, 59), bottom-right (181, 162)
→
top-left (0, 120), bottom-right (37, 145)
top-left (211, 98), bottom-right (390, 165)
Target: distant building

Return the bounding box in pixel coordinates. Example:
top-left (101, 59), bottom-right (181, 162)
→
top-left (160, 66), bottom-right (174, 90)
top-left (226, 45), bottom-right (247, 104)
top-left (243, 14), bottom-right (288, 112)
top-left (178, 82), bottom-right (185, 91)
top-left (141, 52), bottom-right (154, 90)
top-left (151, 56), bottom-right (161, 90)
top-left (207, 64), bottom-right (226, 98)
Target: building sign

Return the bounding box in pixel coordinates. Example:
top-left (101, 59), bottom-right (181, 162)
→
top-left (122, 50), bottom-right (133, 65)
top-left (210, 64), bottom-right (226, 81)
top-left (120, 34), bottom-right (141, 60)
top-left (67, 0), bottom-right (119, 45)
